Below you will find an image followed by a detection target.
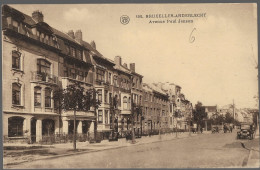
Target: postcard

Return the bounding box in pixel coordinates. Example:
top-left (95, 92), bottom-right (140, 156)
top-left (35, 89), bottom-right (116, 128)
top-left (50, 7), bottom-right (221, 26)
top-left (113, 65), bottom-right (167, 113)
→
top-left (2, 2), bottom-right (259, 169)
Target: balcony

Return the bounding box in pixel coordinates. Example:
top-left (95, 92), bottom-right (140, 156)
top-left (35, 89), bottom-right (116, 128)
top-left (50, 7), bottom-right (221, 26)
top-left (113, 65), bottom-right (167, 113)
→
top-left (31, 72), bottom-right (58, 85)
top-left (61, 74), bottom-right (93, 89)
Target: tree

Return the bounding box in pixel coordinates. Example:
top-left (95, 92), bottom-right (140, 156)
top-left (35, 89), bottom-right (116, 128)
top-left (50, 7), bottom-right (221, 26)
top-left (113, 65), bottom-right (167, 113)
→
top-left (215, 114), bottom-right (225, 125)
top-left (192, 101), bottom-right (207, 129)
top-left (174, 110), bottom-right (183, 137)
top-left (110, 95), bottom-right (119, 140)
top-left (53, 83), bottom-right (100, 151)
top-left (131, 99), bottom-right (136, 144)
top-left (225, 112), bottom-right (234, 123)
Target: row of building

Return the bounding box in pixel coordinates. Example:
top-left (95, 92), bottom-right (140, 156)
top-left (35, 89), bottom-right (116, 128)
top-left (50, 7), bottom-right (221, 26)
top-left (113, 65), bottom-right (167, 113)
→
top-left (2, 5), bottom-right (192, 143)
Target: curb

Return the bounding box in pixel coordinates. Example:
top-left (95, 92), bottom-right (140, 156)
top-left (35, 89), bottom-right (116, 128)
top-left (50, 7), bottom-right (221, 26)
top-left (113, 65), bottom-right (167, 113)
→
top-left (4, 133), bottom-right (198, 167)
top-left (245, 147), bottom-right (260, 168)
top-left (244, 147), bottom-right (254, 167)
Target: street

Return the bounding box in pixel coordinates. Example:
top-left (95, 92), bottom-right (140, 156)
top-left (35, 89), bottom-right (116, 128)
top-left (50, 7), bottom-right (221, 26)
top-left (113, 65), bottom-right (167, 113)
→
top-left (6, 131), bottom-right (258, 169)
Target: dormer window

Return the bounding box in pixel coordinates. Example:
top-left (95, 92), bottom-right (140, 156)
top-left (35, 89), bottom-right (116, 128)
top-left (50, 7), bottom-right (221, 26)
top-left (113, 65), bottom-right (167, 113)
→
top-left (76, 49), bottom-right (83, 60)
top-left (12, 20), bottom-right (19, 32)
top-left (70, 47), bottom-right (76, 57)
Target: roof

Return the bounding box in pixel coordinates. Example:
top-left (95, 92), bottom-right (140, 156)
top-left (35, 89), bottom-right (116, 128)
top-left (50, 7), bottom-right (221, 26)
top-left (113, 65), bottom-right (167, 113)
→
top-left (115, 65), bottom-right (132, 76)
top-left (142, 83), bottom-right (153, 93)
top-left (204, 106), bottom-right (217, 112)
top-left (81, 40), bottom-right (115, 65)
top-left (150, 83), bottom-right (167, 96)
top-left (3, 5), bottom-right (114, 66)
top-left (52, 27), bottom-right (80, 45)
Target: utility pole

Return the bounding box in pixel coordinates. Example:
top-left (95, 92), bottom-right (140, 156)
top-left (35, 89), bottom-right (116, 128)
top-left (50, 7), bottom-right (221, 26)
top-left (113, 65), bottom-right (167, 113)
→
top-left (233, 99), bottom-right (235, 120)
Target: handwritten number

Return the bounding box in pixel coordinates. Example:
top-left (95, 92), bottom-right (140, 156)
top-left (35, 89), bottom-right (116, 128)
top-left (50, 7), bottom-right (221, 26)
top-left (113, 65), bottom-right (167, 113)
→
top-left (189, 28), bottom-right (196, 43)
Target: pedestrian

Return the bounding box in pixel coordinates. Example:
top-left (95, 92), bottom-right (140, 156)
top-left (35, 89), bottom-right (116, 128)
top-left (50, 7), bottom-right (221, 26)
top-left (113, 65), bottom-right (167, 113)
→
top-left (200, 127), bottom-right (203, 133)
top-left (229, 125), bottom-right (233, 133)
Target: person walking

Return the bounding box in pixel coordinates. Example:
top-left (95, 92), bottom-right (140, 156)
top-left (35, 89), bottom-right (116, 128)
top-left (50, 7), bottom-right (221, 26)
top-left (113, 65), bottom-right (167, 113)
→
top-left (229, 125), bottom-right (233, 133)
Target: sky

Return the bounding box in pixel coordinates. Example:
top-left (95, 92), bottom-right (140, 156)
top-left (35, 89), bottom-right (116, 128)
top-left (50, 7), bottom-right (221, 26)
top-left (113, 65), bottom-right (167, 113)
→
top-left (10, 3), bottom-right (258, 109)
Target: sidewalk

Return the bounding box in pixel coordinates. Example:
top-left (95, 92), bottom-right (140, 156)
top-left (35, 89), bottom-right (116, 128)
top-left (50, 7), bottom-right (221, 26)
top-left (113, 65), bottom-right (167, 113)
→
top-left (246, 146), bottom-right (260, 168)
top-left (4, 132), bottom-right (200, 166)
top-left (246, 130), bottom-right (260, 168)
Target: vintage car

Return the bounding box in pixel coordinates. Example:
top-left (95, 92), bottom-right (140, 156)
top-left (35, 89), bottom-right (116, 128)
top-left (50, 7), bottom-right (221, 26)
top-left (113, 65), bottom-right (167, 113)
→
top-left (237, 123), bottom-right (255, 140)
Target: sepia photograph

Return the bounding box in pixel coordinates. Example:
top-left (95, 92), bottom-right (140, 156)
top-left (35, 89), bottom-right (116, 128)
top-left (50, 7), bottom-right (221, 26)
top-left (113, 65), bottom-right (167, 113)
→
top-left (1, 2), bottom-right (259, 169)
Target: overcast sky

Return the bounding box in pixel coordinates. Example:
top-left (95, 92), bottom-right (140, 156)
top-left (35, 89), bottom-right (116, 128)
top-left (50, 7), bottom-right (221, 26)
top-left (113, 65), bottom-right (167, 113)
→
top-left (10, 3), bottom-right (258, 108)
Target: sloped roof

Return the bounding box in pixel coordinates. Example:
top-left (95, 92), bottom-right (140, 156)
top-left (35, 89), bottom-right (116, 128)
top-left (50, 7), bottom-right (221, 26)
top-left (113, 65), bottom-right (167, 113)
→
top-left (80, 40), bottom-right (114, 65)
top-left (142, 84), bottom-right (153, 93)
top-left (52, 28), bottom-right (80, 45)
top-left (204, 106), bottom-right (217, 112)
top-left (150, 83), bottom-right (167, 96)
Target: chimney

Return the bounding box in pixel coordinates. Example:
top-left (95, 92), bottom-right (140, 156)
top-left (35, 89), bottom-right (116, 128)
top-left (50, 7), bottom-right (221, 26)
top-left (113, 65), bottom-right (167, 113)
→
top-left (67, 30), bottom-right (75, 39)
top-left (123, 63), bottom-right (127, 68)
top-left (32, 10), bottom-right (44, 23)
top-left (75, 30), bottom-right (82, 42)
top-left (114, 56), bottom-right (122, 66)
top-left (130, 63), bottom-right (135, 72)
top-left (90, 40), bottom-right (96, 49)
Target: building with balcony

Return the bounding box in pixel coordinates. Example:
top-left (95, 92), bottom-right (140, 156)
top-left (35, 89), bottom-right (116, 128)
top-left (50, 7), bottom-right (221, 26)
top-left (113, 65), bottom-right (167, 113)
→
top-left (113, 56), bottom-right (133, 137)
top-left (130, 63), bottom-right (143, 137)
top-left (2, 5), bottom-right (61, 143)
top-left (2, 5), bottom-right (96, 143)
top-left (82, 39), bottom-right (116, 136)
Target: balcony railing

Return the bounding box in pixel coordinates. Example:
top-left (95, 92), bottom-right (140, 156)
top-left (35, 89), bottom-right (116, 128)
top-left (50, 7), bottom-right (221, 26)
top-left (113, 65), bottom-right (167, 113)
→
top-left (31, 72), bottom-right (58, 85)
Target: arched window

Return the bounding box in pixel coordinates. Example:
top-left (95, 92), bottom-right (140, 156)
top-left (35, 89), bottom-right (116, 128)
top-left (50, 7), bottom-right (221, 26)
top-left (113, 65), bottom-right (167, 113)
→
top-left (45, 88), bottom-right (52, 108)
top-left (123, 96), bottom-right (127, 109)
top-left (12, 50), bottom-right (21, 70)
top-left (12, 83), bottom-right (21, 105)
top-left (8, 116), bottom-right (24, 137)
top-left (34, 86), bottom-right (41, 107)
top-left (37, 59), bottom-right (51, 74)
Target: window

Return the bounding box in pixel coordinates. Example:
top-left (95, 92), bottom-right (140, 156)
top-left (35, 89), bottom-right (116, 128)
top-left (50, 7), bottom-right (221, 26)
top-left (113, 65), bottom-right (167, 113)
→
top-left (64, 67), bottom-right (68, 77)
top-left (104, 90), bottom-right (108, 103)
top-left (34, 86), bottom-right (41, 107)
top-left (108, 73), bottom-right (112, 84)
top-left (8, 117), bottom-right (24, 137)
top-left (76, 49), bottom-right (83, 60)
top-left (65, 44), bottom-right (70, 55)
top-left (70, 47), bottom-right (76, 57)
top-left (123, 96), bottom-right (128, 110)
top-left (109, 93), bottom-right (112, 104)
top-left (105, 110), bottom-right (109, 124)
top-left (98, 110), bottom-right (103, 123)
top-left (45, 88), bottom-right (52, 108)
top-left (97, 89), bottom-right (102, 103)
top-left (70, 68), bottom-right (76, 79)
top-left (78, 71), bottom-right (84, 81)
top-left (128, 97), bottom-right (131, 109)
top-left (12, 20), bottom-right (19, 32)
top-left (12, 83), bottom-right (21, 105)
top-left (113, 76), bottom-right (118, 86)
top-left (96, 69), bottom-right (105, 81)
top-left (37, 59), bottom-right (51, 74)
top-left (12, 50), bottom-right (21, 70)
